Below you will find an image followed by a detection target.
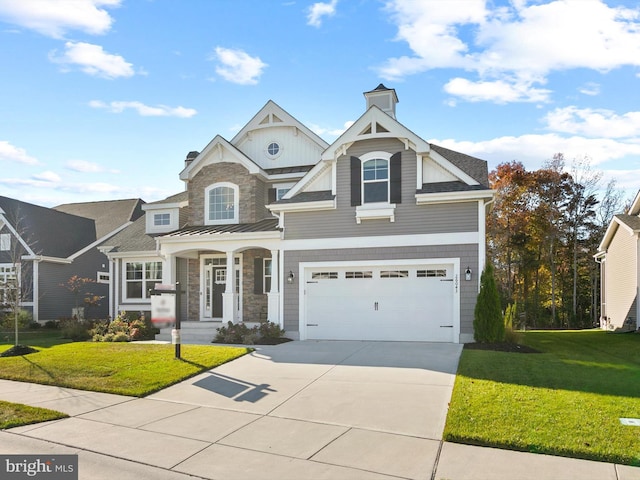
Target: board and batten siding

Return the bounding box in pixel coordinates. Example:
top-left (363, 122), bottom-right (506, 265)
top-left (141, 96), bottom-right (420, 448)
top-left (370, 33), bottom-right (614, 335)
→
top-left (284, 138), bottom-right (478, 239)
top-left (604, 227), bottom-right (639, 329)
top-left (282, 244), bottom-right (479, 341)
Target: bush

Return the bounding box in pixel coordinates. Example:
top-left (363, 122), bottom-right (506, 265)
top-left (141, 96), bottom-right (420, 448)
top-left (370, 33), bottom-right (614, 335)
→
top-left (213, 321), bottom-right (288, 345)
top-left (59, 317), bottom-right (92, 341)
top-left (0, 310), bottom-right (33, 330)
top-left (90, 312), bottom-right (157, 342)
top-left (44, 320), bottom-right (59, 329)
top-left (473, 263), bottom-right (505, 343)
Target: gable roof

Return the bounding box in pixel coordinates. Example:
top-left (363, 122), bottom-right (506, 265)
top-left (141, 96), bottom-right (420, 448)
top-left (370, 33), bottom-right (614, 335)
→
top-left (54, 198), bottom-right (145, 238)
top-left (231, 100), bottom-right (329, 150)
top-left (597, 212), bottom-right (640, 253)
top-left (429, 144), bottom-right (489, 187)
top-left (179, 135), bottom-right (267, 181)
top-left (99, 215), bottom-right (157, 254)
top-left (0, 196), bottom-right (96, 258)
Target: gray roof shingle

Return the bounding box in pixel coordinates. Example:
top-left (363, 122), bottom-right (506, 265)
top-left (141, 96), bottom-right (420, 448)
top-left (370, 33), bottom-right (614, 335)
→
top-left (417, 181), bottom-right (491, 194)
top-left (54, 198), bottom-right (145, 238)
top-left (0, 196), bottom-right (96, 258)
top-left (429, 144), bottom-right (489, 187)
top-left (616, 214), bottom-right (640, 231)
top-left (274, 190), bottom-right (335, 204)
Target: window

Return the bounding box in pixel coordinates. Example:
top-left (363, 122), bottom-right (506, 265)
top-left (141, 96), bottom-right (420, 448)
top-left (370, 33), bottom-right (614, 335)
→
top-left (363, 159), bottom-right (389, 203)
top-left (276, 187), bottom-right (290, 200)
top-left (125, 261), bottom-right (162, 300)
top-left (380, 270), bottom-right (408, 278)
top-left (264, 258), bottom-right (272, 293)
top-left (417, 269), bottom-right (447, 278)
top-left (154, 213), bottom-right (170, 226)
top-left (0, 234), bottom-right (9, 251)
top-left (346, 271), bottom-right (373, 279)
top-left (267, 142), bottom-right (280, 157)
top-left (206, 183), bottom-right (239, 224)
top-left (97, 272), bottom-right (110, 284)
top-left (311, 272), bottom-right (338, 279)
top-left (0, 264), bottom-right (17, 305)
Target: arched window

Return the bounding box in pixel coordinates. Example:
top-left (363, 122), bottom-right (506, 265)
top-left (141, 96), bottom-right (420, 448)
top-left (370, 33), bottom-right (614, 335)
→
top-left (205, 183), bottom-right (239, 224)
top-left (362, 158), bottom-right (389, 203)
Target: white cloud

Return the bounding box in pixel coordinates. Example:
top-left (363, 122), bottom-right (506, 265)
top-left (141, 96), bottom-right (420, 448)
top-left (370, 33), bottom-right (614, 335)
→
top-left (0, 0), bottom-right (120, 38)
top-left (431, 133), bottom-right (640, 169)
top-left (307, 0), bottom-right (338, 28)
top-left (65, 159), bottom-right (120, 173)
top-left (89, 100), bottom-right (197, 118)
top-left (49, 41), bottom-right (134, 79)
top-left (544, 107), bottom-right (640, 139)
top-left (213, 47), bottom-right (267, 85)
top-left (444, 77), bottom-right (551, 104)
top-left (579, 82), bottom-right (601, 96)
top-left (309, 120), bottom-right (354, 138)
top-left (32, 171), bottom-right (62, 182)
top-left (0, 141), bottom-right (39, 165)
top-left (379, 0), bottom-right (640, 103)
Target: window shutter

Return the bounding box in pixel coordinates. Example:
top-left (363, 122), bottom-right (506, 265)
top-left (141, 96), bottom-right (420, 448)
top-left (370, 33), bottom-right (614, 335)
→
top-left (254, 258), bottom-right (263, 294)
top-left (350, 156), bottom-right (361, 206)
top-left (268, 188), bottom-right (277, 204)
top-left (390, 152), bottom-right (402, 204)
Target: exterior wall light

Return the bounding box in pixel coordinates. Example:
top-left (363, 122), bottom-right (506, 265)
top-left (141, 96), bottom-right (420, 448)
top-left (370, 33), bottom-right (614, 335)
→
top-left (465, 267), bottom-right (472, 281)
top-left (287, 271), bottom-right (295, 284)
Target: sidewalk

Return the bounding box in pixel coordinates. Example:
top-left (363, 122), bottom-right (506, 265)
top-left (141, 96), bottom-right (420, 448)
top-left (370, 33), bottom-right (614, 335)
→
top-left (0, 341), bottom-right (639, 480)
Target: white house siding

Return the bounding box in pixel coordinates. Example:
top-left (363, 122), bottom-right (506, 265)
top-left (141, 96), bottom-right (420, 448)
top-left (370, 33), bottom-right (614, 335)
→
top-left (282, 244), bottom-right (479, 342)
top-left (604, 228), bottom-right (638, 329)
top-left (235, 125), bottom-right (322, 170)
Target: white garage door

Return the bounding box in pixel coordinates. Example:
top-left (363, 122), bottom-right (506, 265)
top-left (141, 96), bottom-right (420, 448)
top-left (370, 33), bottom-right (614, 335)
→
top-left (304, 263), bottom-right (455, 342)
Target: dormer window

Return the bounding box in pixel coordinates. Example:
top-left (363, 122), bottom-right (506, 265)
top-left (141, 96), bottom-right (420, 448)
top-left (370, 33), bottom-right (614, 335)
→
top-left (153, 213), bottom-right (171, 226)
top-left (363, 159), bottom-right (389, 203)
top-left (206, 182), bottom-right (239, 224)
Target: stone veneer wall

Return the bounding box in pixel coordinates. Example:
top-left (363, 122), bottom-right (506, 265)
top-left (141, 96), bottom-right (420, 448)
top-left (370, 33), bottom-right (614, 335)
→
top-left (242, 249), bottom-right (269, 322)
top-left (187, 258), bottom-right (200, 321)
top-left (187, 162), bottom-right (267, 225)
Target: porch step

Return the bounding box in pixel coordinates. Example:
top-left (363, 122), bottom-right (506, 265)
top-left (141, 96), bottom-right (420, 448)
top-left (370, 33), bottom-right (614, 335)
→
top-left (155, 321), bottom-right (221, 345)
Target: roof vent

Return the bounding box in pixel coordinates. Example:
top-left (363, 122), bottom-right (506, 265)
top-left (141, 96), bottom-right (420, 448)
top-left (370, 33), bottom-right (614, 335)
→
top-left (185, 151), bottom-right (199, 167)
top-left (363, 84), bottom-right (399, 119)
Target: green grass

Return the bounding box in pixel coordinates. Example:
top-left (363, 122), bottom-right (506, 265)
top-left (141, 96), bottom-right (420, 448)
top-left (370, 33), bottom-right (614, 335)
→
top-left (0, 340), bottom-right (251, 397)
top-left (444, 330), bottom-right (640, 466)
top-left (0, 400), bottom-right (68, 429)
top-left (0, 329), bottom-right (72, 348)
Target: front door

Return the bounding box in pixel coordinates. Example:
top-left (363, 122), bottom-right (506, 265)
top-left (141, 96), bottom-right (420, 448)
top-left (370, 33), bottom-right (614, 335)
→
top-left (204, 266), bottom-right (227, 318)
top-left (202, 256), bottom-right (242, 320)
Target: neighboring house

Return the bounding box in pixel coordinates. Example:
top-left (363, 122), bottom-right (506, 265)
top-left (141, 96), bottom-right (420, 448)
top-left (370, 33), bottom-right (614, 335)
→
top-left (595, 190), bottom-right (640, 331)
top-left (100, 85), bottom-right (495, 343)
top-left (0, 196), bottom-right (144, 322)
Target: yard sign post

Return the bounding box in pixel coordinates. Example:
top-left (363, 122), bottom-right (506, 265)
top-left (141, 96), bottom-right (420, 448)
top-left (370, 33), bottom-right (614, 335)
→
top-left (151, 283), bottom-right (181, 359)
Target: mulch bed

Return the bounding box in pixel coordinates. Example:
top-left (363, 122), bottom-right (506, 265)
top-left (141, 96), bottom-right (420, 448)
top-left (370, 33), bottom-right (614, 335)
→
top-left (464, 342), bottom-right (541, 353)
top-left (0, 345), bottom-right (39, 357)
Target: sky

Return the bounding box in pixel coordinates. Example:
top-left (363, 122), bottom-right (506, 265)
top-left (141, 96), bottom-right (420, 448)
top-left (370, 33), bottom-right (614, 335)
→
top-left (1, 0), bottom-right (639, 208)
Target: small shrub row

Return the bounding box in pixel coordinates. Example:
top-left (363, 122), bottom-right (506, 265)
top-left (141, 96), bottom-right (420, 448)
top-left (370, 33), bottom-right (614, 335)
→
top-left (90, 312), bottom-right (157, 342)
top-left (214, 321), bottom-right (288, 345)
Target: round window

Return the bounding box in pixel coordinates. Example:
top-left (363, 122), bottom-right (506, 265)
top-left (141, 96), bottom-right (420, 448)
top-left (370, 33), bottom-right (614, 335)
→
top-left (266, 142), bottom-right (280, 158)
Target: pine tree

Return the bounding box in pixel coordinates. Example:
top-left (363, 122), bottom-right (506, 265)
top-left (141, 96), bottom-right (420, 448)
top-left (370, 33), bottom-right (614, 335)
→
top-left (473, 263), bottom-right (504, 343)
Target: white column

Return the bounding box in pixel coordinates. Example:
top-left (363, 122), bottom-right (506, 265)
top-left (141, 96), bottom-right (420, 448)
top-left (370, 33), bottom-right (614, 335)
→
top-left (267, 249), bottom-right (280, 324)
top-left (223, 250), bottom-right (237, 323)
top-left (31, 260), bottom-right (39, 323)
top-left (162, 253), bottom-right (175, 285)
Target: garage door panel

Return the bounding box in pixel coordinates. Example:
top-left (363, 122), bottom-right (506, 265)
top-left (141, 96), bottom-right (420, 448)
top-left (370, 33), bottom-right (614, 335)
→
top-left (305, 263), bottom-right (455, 342)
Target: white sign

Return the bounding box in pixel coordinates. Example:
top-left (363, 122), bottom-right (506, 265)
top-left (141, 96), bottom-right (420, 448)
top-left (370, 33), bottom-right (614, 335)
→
top-left (151, 294), bottom-right (176, 324)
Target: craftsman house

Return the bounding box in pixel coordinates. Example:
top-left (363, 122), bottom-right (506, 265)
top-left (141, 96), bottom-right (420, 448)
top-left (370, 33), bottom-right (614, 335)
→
top-left (0, 196), bottom-right (144, 322)
top-left (100, 85), bottom-right (495, 343)
top-left (595, 190), bottom-right (640, 331)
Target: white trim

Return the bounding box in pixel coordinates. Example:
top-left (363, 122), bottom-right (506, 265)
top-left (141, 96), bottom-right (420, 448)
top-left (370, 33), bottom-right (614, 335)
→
top-left (427, 149), bottom-right (480, 186)
top-left (355, 203), bottom-right (396, 223)
top-left (32, 260), bottom-right (38, 322)
top-left (121, 258), bottom-right (163, 302)
top-left (0, 215), bottom-right (34, 256)
top-left (415, 189), bottom-right (495, 205)
top-left (268, 199), bottom-right (335, 213)
top-left (200, 253), bottom-right (243, 321)
top-left (283, 231), bottom-right (479, 251)
top-left (298, 257), bottom-right (460, 343)
top-left (205, 182), bottom-right (239, 225)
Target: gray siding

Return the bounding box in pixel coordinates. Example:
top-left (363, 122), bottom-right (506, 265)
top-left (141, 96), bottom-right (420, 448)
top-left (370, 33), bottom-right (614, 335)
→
top-left (604, 228), bottom-right (638, 329)
top-left (282, 244), bottom-right (479, 339)
top-left (284, 138), bottom-right (478, 239)
top-left (38, 248), bottom-right (109, 321)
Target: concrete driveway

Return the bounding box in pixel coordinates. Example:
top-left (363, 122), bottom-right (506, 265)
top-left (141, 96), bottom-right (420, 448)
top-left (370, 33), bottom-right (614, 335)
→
top-left (2, 340), bottom-right (461, 480)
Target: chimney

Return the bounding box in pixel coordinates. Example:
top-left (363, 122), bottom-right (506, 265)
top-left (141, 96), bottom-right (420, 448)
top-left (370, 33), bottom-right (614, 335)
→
top-left (185, 151), bottom-right (199, 167)
top-left (363, 84), bottom-right (398, 119)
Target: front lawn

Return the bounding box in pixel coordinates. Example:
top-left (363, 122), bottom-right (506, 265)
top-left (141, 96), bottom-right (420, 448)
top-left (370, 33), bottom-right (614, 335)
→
top-left (0, 401), bottom-right (68, 429)
top-left (0, 342), bottom-right (251, 397)
top-left (444, 330), bottom-right (640, 466)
